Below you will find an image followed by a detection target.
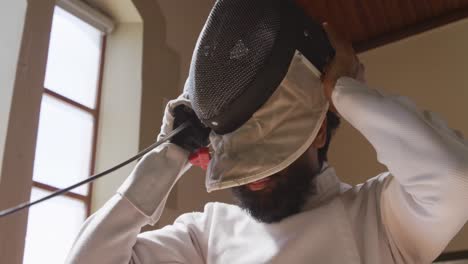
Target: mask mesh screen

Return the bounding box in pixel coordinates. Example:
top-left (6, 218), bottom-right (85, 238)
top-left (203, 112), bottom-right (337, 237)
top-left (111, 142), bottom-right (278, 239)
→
top-left (187, 0), bottom-right (281, 121)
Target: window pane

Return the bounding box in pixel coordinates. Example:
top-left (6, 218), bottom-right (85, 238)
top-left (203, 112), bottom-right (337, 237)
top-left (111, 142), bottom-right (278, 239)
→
top-left (33, 95), bottom-right (94, 195)
top-left (44, 6), bottom-right (102, 109)
top-left (23, 188), bottom-right (86, 264)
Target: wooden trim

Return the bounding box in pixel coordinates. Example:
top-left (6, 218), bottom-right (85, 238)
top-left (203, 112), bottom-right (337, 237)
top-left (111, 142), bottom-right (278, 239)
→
top-left (43, 88), bottom-right (96, 115)
top-left (32, 181), bottom-right (87, 202)
top-left (86, 36), bottom-right (106, 216)
top-left (436, 250), bottom-right (468, 262)
top-left (355, 6), bottom-right (468, 53)
top-left (0, 1), bottom-right (56, 262)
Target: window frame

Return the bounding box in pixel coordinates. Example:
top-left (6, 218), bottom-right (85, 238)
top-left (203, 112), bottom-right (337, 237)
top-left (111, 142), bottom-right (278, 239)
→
top-left (0, 1), bottom-right (114, 262)
top-left (32, 29), bottom-right (107, 217)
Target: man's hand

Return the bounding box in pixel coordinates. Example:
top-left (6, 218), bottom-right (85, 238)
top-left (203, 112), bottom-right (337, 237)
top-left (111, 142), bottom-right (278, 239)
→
top-left (322, 22), bottom-right (364, 112)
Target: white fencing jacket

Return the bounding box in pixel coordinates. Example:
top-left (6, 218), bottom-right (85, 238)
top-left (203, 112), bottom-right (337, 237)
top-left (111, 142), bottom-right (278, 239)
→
top-left (66, 77), bottom-right (468, 264)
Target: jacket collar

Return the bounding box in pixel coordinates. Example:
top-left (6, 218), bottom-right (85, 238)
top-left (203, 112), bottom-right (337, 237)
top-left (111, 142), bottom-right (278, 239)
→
top-left (302, 163), bottom-right (350, 211)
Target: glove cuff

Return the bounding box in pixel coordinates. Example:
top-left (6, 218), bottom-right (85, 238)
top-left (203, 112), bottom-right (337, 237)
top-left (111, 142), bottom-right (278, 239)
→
top-left (117, 143), bottom-right (190, 225)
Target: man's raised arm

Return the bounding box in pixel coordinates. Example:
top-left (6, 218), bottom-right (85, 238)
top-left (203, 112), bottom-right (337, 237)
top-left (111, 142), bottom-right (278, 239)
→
top-left (332, 77), bottom-right (468, 263)
top-left (66, 95), bottom-right (207, 264)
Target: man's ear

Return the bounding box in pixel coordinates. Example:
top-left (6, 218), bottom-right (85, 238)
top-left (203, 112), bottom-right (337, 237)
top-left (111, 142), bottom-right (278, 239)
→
top-left (312, 116), bottom-right (327, 149)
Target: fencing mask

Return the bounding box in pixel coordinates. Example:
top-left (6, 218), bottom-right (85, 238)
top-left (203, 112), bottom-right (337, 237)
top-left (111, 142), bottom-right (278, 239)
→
top-left (183, 0), bottom-right (335, 191)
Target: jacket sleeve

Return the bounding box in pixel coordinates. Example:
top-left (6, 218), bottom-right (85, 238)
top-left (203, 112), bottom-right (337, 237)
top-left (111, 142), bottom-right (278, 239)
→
top-left (332, 77), bottom-right (468, 263)
top-left (66, 143), bottom-right (204, 264)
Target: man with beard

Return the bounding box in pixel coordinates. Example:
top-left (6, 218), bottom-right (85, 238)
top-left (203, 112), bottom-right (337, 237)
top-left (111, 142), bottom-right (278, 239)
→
top-left (67, 23), bottom-right (468, 264)
top-left (230, 115), bottom-right (337, 224)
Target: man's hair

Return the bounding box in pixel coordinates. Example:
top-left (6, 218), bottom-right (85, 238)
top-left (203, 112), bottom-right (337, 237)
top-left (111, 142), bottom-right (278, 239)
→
top-left (318, 111), bottom-right (341, 165)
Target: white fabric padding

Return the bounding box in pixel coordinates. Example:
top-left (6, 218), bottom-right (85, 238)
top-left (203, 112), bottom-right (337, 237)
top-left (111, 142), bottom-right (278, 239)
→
top-left (206, 51), bottom-right (329, 191)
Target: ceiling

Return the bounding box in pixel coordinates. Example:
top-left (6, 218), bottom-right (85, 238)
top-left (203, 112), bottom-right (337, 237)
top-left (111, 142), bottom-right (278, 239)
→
top-left (82, 0), bottom-right (468, 52)
top-left (295, 0), bottom-right (468, 52)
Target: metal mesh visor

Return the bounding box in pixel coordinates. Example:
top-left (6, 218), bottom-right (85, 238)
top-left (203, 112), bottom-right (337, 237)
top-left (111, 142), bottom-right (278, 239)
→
top-left (186, 0), bottom-right (292, 133)
top-left (206, 52), bottom-right (329, 192)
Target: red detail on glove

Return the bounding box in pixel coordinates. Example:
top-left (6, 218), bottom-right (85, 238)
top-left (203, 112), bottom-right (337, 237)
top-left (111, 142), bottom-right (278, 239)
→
top-left (189, 147), bottom-right (211, 170)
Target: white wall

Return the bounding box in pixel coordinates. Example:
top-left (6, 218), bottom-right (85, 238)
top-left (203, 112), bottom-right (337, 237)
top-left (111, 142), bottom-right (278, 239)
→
top-left (329, 18), bottom-right (468, 252)
top-left (0, 1), bottom-right (27, 181)
top-left (91, 23), bottom-right (143, 211)
top-left (157, 0), bottom-right (215, 90)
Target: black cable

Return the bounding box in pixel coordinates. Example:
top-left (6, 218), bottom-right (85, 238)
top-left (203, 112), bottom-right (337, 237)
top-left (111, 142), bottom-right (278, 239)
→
top-left (0, 121), bottom-right (191, 218)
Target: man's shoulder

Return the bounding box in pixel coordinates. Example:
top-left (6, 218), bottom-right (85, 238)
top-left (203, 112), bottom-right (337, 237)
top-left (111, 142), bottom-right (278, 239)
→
top-left (340, 171), bottom-right (395, 207)
top-left (175, 201), bottom-right (248, 225)
top-left (344, 171), bottom-right (393, 194)
top-left (339, 172), bottom-right (395, 225)
top-left (202, 201), bottom-right (244, 217)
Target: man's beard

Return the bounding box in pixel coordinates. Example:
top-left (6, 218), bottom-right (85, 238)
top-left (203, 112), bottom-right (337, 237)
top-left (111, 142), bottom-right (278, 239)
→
top-left (231, 159), bottom-right (320, 224)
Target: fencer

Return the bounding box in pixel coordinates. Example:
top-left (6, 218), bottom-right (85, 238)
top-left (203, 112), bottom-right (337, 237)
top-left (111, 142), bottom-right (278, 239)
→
top-left (66, 1), bottom-right (468, 263)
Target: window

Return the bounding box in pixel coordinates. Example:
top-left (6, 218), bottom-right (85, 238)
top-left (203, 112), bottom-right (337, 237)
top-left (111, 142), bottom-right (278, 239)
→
top-left (23, 6), bottom-right (105, 264)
